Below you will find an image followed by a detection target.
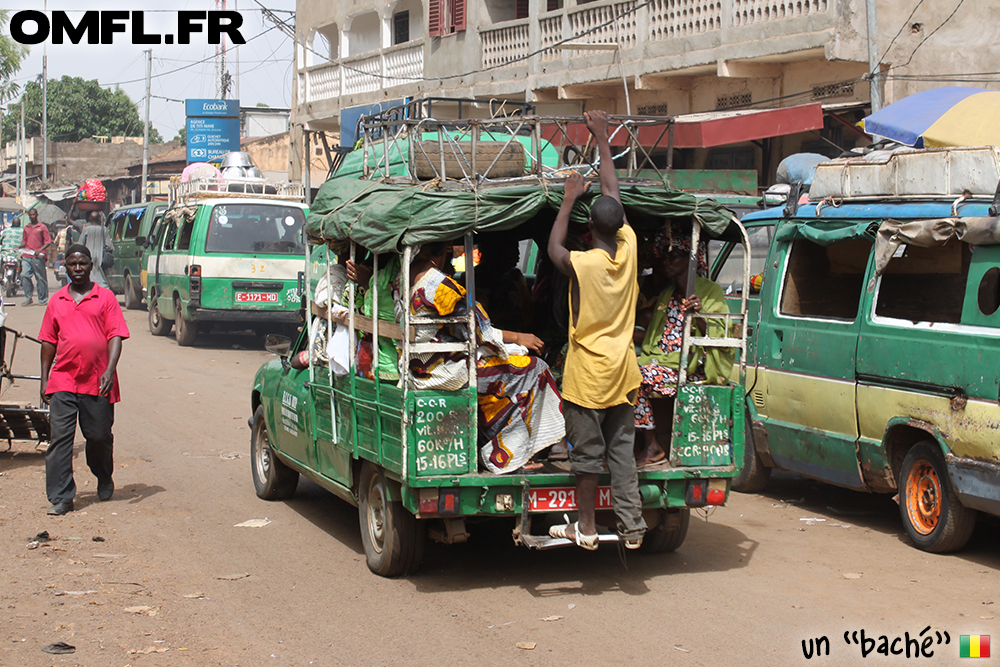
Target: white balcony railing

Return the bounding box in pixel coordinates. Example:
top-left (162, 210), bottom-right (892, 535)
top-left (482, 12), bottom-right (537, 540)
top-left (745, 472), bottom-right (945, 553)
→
top-left (482, 0), bottom-right (830, 69)
top-left (297, 39), bottom-right (425, 104)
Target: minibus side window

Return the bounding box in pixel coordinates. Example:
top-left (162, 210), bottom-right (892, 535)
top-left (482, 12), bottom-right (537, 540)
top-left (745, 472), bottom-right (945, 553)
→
top-left (177, 215), bottom-right (195, 250)
top-left (780, 239), bottom-right (870, 320)
top-left (875, 242), bottom-right (969, 324)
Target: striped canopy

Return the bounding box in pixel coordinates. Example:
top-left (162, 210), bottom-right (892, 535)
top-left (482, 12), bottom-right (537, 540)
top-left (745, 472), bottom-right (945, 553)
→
top-left (860, 87), bottom-right (1000, 148)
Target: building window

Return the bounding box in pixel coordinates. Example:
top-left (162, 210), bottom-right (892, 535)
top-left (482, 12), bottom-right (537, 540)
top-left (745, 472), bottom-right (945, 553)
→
top-left (393, 10), bottom-right (410, 44)
top-left (516, 0), bottom-right (529, 19)
top-left (716, 92), bottom-right (752, 110)
top-left (429, 0), bottom-right (466, 36)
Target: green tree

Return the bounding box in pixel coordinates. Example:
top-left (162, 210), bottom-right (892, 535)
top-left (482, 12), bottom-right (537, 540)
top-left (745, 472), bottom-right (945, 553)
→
top-left (0, 76), bottom-right (164, 145)
top-left (0, 10), bottom-right (30, 108)
top-left (173, 126), bottom-right (187, 145)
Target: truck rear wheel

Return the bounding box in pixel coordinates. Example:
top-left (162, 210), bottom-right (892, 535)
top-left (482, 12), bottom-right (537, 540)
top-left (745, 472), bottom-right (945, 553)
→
top-left (148, 292), bottom-right (173, 336)
top-left (123, 274), bottom-right (143, 310)
top-left (639, 509), bottom-right (690, 553)
top-left (899, 442), bottom-right (976, 553)
top-left (250, 405), bottom-right (298, 500)
top-left (732, 414), bottom-right (771, 493)
top-left (174, 297), bottom-right (198, 346)
top-left (358, 462), bottom-right (424, 577)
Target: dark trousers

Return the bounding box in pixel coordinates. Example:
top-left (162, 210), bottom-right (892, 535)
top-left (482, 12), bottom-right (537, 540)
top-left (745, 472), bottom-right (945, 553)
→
top-left (45, 392), bottom-right (115, 505)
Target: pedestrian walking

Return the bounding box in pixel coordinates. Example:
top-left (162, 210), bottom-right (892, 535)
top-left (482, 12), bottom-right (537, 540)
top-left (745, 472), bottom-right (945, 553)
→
top-left (54, 220), bottom-right (80, 287)
top-left (39, 244), bottom-right (130, 516)
top-left (18, 209), bottom-right (51, 306)
top-left (546, 110), bottom-right (647, 549)
top-left (78, 211), bottom-right (114, 289)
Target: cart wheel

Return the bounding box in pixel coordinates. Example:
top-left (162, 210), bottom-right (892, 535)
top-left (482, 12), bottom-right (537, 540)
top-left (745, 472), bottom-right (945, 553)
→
top-left (899, 442), bottom-right (976, 553)
top-left (732, 412), bottom-right (771, 493)
top-left (148, 292), bottom-right (173, 336)
top-left (358, 462), bottom-right (424, 577)
top-left (174, 297), bottom-right (198, 346)
top-left (639, 509), bottom-right (690, 553)
top-left (250, 405), bottom-right (298, 500)
top-left (123, 274), bottom-right (143, 310)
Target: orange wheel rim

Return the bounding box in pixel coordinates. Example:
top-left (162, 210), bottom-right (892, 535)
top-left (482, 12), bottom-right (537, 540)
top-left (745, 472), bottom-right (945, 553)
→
top-left (905, 461), bottom-right (942, 535)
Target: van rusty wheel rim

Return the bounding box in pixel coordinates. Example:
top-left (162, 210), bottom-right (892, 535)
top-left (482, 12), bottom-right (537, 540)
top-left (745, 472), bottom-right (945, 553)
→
top-left (366, 476), bottom-right (386, 555)
top-left (906, 461), bottom-right (941, 535)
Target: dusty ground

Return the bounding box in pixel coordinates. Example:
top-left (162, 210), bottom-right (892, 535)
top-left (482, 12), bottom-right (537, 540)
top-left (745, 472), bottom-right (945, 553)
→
top-left (1, 280), bottom-right (998, 667)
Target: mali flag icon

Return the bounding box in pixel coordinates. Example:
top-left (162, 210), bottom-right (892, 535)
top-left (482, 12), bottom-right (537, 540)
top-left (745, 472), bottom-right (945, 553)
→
top-left (961, 635), bottom-right (990, 658)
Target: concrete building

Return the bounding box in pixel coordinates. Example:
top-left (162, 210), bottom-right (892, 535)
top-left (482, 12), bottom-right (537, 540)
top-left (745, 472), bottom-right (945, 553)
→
top-left (241, 106), bottom-right (291, 137)
top-left (291, 0), bottom-right (1000, 184)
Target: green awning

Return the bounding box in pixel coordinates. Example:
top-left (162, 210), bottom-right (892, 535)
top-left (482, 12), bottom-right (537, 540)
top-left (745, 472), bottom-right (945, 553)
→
top-left (773, 219), bottom-right (878, 246)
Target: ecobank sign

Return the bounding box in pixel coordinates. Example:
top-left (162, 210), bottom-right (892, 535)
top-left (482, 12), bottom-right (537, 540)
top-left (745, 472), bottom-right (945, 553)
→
top-left (8, 11), bottom-right (245, 45)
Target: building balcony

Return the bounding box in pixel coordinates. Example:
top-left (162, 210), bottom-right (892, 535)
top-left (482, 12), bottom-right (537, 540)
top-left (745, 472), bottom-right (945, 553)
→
top-left (299, 38), bottom-right (425, 105)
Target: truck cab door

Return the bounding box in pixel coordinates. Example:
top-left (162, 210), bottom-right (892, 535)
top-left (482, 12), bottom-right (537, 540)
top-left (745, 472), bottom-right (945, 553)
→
top-left (753, 231), bottom-right (871, 489)
top-left (271, 329), bottom-right (315, 470)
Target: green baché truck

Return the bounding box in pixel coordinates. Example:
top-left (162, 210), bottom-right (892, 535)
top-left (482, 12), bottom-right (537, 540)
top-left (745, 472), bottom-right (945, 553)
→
top-left (143, 179), bottom-right (307, 346)
top-left (249, 114), bottom-right (752, 576)
top-left (712, 146), bottom-right (1000, 553)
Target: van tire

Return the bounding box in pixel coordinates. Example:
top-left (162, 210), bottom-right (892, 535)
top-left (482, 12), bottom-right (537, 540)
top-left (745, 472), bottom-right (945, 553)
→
top-left (732, 413), bottom-right (771, 493)
top-left (250, 405), bottom-right (299, 500)
top-left (358, 462), bottom-right (424, 577)
top-left (899, 442), bottom-right (976, 553)
top-left (639, 509), bottom-right (690, 553)
top-left (174, 297), bottom-right (198, 346)
top-left (123, 274), bottom-right (143, 310)
top-left (148, 293), bottom-right (173, 336)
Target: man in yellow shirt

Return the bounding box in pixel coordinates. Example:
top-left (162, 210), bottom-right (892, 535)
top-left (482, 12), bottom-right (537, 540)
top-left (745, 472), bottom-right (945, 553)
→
top-left (546, 110), bottom-right (646, 550)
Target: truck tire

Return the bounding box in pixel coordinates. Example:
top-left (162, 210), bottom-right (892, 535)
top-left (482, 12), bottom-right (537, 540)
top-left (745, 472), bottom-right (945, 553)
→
top-left (732, 413), bottom-right (771, 493)
top-left (250, 405), bottom-right (299, 500)
top-left (639, 509), bottom-right (690, 553)
top-left (123, 274), bottom-right (143, 310)
top-left (174, 297), bottom-right (198, 346)
top-left (148, 292), bottom-right (173, 336)
top-left (899, 442), bottom-right (976, 553)
top-left (358, 462), bottom-right (424, 577)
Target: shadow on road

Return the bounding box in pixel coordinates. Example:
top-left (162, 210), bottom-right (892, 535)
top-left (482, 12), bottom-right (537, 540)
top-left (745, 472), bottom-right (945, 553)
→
top-left (282, 477), bottom-right (365, 556)
top-left (0, 443), bottom-right (46, 473)
top-left (756, 470), bottom-right (1000, 569)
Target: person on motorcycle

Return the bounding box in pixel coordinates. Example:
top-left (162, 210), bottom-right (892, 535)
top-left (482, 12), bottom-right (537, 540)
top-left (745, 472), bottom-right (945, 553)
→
top-left (0, 218), bottom-right (23, 299)
top-left (0, 217), bottom-right (23, 260)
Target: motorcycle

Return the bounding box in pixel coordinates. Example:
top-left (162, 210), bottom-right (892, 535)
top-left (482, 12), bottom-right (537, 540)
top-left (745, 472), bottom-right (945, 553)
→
top-left (2, 255), bottom-right (20, 298)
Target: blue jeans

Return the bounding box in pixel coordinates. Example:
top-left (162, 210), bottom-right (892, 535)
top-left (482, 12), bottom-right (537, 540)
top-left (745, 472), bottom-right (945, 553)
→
top-left (21, 256), bottom-right (48, 303)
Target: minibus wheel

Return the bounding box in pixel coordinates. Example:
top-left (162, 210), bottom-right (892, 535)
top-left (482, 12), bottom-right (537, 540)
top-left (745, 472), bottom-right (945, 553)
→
top-left (148, 292), bottom-right (173, 336)
top-left (899, 442), bottom-right (976, 553)
top-left (732, 413), bottom-right (771, 493)
top-left (639, 508), bottom-right (690, 553)
top-left (124, 274), bottom-right (144, 310)
top-left (250, 405), bottom-right (298, 500)
top-left (358, 462), bottom-right (424, 577)
top-left (174, 297), bottom-right (198, 347)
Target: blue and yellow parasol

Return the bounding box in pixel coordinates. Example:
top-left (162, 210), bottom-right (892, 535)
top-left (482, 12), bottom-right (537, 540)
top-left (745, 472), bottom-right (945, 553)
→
top-left (859, 86), bottom-right (1000, 148)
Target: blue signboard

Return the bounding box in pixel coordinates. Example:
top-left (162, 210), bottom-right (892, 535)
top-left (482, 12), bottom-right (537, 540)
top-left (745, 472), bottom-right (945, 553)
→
top-left (186, 117), bottom-right (241, 163)
top-left (185, 99), bottom-right (240, 118)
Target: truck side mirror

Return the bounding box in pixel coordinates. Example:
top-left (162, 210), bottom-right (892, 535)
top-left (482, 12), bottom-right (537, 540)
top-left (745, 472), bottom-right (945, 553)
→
top-left (264, 334), bottom-right (292, 357)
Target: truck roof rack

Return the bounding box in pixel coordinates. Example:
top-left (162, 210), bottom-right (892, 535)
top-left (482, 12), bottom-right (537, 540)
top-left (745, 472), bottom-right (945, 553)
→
top-left (169, 176), bottom-right (305, 205)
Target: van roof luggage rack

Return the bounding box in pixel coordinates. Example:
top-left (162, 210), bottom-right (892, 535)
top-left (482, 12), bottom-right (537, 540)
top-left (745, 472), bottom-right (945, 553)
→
top-left (169, 176), bottom-right (305, 205)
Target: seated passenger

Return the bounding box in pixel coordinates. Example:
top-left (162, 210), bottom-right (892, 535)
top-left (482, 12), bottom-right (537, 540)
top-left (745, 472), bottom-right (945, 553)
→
top-left (474, 237), bottom-right (533, 332)
top-left (346, 252), bottom-right (401, 382)
top-left (634, 223), bottom-right (734, 466)
top-left (397, 242), bottom-right (564, 474)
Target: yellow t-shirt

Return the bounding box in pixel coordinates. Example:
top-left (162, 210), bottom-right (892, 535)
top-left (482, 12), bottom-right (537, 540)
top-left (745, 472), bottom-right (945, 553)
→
top-left (561, 225), bottom-right (642, 409)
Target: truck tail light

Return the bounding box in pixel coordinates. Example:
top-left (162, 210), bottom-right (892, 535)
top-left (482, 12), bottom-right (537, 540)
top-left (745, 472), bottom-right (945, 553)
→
top-left (418, 489), bottom-right (438, 514)
top-left (707, 479), bottom-right (727, 506)
top-left (685, 480), bottom-right (707, 507)
top-left (439, 489), bottom-right (460, 514)
top-left (189, 264), bottom-right (202, 295)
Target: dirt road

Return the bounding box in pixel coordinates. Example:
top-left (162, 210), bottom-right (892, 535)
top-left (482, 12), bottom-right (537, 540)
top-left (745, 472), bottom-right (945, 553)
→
top-left (1, 288), bottom-right (998, 667)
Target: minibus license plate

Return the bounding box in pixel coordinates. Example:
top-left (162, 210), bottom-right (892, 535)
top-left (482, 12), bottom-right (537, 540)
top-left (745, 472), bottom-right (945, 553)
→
top-left (236, 292), bottom-right (279, 303)
top-left (529, 487), bottom-right (614, 512)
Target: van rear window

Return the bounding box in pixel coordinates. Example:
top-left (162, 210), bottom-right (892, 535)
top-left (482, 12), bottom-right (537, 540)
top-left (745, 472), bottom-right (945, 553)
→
top-left (780, 239), bottom-right (870, 320)
top-left (205, 204), bottom-right (305, 255)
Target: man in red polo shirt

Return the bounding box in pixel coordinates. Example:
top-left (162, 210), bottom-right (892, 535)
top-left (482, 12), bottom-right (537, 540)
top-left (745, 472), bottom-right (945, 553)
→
top-left (39, 244), bottom-right (129, 515)
top-left (19, 208), bottom-right (51, 306)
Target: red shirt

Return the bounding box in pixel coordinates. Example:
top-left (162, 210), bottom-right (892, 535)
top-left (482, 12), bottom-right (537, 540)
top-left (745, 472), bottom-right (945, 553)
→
top-left (39, 285), bottom-right (130, 402)
top-left (21, 222), bottom-right (51, 257)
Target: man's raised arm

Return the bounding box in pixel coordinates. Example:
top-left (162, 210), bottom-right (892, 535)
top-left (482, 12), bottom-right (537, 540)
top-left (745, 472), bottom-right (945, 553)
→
top-left (547, 172), bottom-right (591, 277)
top-left (584, 110), bottom-right (621, 206)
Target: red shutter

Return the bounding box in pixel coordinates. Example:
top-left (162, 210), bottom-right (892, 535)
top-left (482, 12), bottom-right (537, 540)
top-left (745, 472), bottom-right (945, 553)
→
top-left (428, 0), bottom-right (442, 37)
top-left (453, 0), bottom-right (466, 32)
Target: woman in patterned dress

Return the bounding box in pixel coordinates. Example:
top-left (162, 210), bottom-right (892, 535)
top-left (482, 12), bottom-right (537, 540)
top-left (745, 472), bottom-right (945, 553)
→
top-left (633, 223), bottom-right (734, 466)
top-left (396, 242), bottom-right (565, 475)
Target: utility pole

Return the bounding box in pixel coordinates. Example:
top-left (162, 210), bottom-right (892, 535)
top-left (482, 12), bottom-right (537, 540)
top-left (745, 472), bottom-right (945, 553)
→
top-left (19, 100), bottom-right (25, 199)
top-left (866, 0), bottom-right (882, 113)
top-left (141, 49), bottom-right (152, 202)
top-left (42, 0), bottom-right (48, 182)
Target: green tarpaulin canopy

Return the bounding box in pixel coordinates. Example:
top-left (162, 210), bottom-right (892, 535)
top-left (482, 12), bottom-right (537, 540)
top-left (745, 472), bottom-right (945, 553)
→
top-left (773, 219), bottom-right (879, 246)
top-left (306, 175), bottom-right (737, 254)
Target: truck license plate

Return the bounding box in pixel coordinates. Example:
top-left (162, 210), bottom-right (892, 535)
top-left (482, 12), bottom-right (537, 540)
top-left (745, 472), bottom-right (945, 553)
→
top-left (529, 487), bottom-right (614, 512)
top-left (235, 292), bottom-right (279, 303)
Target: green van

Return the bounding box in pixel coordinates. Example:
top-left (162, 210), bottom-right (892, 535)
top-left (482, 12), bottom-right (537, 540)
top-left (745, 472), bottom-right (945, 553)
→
top-left (713, 146), bottom-right (1000, 553)
top-left (106, 201), bottom-right (168, 309)
top-left (145, 192), bottom-right (307, 346)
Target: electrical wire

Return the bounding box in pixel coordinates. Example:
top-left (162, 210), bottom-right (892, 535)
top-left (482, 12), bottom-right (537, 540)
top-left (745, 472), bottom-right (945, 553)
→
top-left (871, 0), bottom-right (926, 74)
top-left (883, 0), bottom-right (968, 74)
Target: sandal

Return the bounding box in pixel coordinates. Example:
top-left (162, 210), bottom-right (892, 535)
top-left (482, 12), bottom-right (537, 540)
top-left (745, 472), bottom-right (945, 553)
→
top-left (549, 521), bottom-right (599, 551)
top-left (636, 450), bottom-right (666, 468)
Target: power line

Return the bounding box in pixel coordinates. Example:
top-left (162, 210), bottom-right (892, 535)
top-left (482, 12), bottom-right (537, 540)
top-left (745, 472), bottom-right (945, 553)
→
top-left (884, 0), bottom-right (968, 74)
top-left (872, 0), bottom-right (926, 74)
